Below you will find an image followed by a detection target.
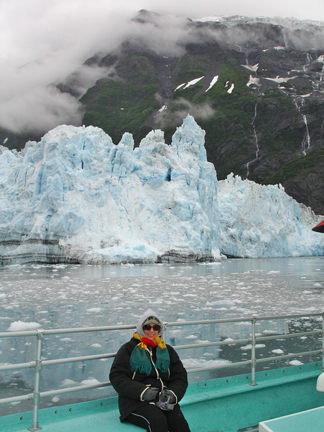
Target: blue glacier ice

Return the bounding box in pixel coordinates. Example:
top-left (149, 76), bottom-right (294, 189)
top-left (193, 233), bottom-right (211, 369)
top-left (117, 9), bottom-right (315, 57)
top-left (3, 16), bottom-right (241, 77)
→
top-left (0, 115), bottom-right (323, 265)
top-left (218, 174), bottom-right (324, 258)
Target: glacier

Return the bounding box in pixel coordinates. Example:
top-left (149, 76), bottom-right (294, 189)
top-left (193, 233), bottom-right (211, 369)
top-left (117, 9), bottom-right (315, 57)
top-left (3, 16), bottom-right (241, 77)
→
top-left (218, 174), bottom-right (324, 258)
top-left (0, 115), bottom-right (323, 265)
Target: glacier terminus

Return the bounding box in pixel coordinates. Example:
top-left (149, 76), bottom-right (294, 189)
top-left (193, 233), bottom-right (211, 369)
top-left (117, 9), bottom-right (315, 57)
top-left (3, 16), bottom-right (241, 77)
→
top-left (0, 115), bottom-right (323, 265)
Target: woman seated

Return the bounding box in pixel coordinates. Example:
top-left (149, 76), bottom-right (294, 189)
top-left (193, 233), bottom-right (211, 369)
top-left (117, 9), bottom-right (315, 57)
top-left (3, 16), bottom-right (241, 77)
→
top-left (109, 308), bottom-right (191, 432)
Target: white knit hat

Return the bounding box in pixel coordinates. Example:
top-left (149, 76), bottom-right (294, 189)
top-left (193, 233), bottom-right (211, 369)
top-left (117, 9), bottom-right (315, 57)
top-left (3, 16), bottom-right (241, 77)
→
top-left (136, 308), bottom-right (164, 336)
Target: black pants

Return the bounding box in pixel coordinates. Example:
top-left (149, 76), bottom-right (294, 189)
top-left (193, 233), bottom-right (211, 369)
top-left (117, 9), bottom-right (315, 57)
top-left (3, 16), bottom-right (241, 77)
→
top-left (126, 403), bottom-right (191, 432)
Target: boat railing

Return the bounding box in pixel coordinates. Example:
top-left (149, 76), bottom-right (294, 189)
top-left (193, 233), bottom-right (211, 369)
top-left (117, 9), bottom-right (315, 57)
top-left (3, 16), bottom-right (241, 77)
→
top-left (0, 313), bottom-right (323, 431)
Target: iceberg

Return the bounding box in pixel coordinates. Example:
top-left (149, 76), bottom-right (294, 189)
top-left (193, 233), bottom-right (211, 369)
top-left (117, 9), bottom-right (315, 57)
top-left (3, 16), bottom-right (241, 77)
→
top-left (218, 174), bottom-right (324, 258)
top-left (0, 116), bottom-right (219, 264)
top-left (0, 115), bottom-right (323, 265)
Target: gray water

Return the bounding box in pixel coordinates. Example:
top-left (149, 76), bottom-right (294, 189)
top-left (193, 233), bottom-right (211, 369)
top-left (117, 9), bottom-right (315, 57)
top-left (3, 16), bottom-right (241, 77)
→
top-left (0, 256), bottom-right (324, 414)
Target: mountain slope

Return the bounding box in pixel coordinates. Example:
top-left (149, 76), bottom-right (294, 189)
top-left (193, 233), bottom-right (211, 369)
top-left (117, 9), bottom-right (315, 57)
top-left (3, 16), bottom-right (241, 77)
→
top-left (2, 11), bottom-right (324, 213)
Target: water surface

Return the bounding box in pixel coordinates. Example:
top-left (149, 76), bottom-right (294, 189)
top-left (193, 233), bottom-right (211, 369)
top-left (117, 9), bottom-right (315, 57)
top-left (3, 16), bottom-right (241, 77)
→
top-left (0, 257), bottom-right (323, 414)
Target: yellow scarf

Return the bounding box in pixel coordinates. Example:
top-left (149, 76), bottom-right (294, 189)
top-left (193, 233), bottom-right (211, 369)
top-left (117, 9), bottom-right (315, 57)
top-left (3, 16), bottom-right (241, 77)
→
top-left (130, 332), bottom-right (170, 375)
top-left (133, 332), bottom-right (167, 350)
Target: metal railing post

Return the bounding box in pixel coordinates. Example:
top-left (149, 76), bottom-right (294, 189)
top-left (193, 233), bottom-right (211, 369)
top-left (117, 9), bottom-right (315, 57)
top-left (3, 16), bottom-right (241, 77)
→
top-left (28, 330), bottom-right (43, 431)
top-left (163, 324), bottom-right (167, 341)
top-left (322, 313), bottom-right (324, 371)
top-left (250, 318), bottom-right (257, 386)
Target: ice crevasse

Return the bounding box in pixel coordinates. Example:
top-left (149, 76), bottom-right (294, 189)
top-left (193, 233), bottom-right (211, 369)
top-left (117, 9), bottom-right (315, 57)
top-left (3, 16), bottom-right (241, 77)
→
top-left (0, 115), bottom-right (322, 265)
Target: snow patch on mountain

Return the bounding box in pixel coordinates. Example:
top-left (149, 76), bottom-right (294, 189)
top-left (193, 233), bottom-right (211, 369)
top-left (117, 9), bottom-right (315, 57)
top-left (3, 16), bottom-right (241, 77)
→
top-left (205, 76), bottom-right (219, 92)
top-left (246, 76), bottom-right (260, 87)
top-left (242, 64), bottom-right (259, 73)
top-left (175, 77), bottom-right (205, 91)
top-left (183, 76), bottom-right (205, 89)
top-left (227, 83), bottom-right (235, 93)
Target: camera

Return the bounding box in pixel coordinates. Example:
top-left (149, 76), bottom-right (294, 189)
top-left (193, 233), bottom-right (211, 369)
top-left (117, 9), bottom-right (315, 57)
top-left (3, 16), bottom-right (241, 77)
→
top-left (156, 392), bottom-right (174, 411)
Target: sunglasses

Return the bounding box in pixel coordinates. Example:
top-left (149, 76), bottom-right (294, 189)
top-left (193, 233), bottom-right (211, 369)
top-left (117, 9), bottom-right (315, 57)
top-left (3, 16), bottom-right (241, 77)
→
top-left (143, 324), bottom-right (161, 332)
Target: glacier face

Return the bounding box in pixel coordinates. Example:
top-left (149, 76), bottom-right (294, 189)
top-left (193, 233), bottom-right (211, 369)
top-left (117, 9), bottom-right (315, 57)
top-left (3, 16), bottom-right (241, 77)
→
top-left (0, 115), bottom-right (220, 264)
top-left (0, 115), bottom-right (323, 265)
top-left (218, 174), bottom-right (324, 258)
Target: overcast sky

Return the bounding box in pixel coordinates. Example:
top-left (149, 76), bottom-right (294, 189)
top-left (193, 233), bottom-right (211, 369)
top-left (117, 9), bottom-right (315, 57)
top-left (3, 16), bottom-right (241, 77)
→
top-left (1, 0), bottom-right (324, 135)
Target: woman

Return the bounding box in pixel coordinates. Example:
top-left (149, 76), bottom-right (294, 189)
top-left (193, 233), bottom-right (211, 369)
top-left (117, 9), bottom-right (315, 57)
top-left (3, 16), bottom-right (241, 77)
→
top-left (109, 308), bottom-right (191, 432)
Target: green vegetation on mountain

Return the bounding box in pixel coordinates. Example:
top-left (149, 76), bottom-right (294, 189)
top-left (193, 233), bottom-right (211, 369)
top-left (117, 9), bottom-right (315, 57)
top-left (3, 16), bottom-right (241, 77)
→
top-left (264, 147), bottom-right (324, 184)
top-left (81, 55), bottom-right (160, 143)
top-left (175, 53), bottom-right (206, 88)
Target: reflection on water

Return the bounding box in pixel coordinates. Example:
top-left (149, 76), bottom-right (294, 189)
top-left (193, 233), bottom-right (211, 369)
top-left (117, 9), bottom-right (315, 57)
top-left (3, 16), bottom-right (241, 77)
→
top-left (0, 256), bottom-right (323, 414)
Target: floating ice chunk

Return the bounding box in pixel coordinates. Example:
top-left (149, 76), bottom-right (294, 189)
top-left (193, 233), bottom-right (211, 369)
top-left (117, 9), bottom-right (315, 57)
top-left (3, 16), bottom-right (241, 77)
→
top-left (61, 379), bottom-right (78, 387)
top-left (289, 360), bottom-right (304, 366)
top-left (272, 349), bottom-right (284, 354)
top-left (7, 321), bottom-right (41, 331)
top-left (182, 358), bottom-right (231, 369)
top-left (241, 344), bottom-right (265, 350)
top-left (81, 378), bottom-right (101, 386)
top-left (86, 308), bottom-right (102, 313)
top-left (91, 343), bottom-right (102, 348)
top-left (51, 397), bottom-right (60, 403)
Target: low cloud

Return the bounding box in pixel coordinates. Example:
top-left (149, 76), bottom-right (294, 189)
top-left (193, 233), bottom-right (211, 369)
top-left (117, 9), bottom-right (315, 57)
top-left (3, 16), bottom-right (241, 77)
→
top-left (0, 1), bottom-right (134, 134)
top-left (2, 0), bottom-right (324, 135)
top-left (0, 59), bottom-right (113, 133)
top-left (0, 85), bottom-right (82, 134)
top-left (203, 18), bottom-right (324, 51)
top-left (0, 5), bottom-right (191, 134)
top-left (126, 13), bottom-right (190, 57)
top-left (156, 97), bottom-right (214, 129)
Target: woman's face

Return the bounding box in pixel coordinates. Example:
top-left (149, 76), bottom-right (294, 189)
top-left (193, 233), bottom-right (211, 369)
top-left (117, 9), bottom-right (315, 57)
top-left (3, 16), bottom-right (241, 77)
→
top-left (143, 324), bottom-right (160, 340)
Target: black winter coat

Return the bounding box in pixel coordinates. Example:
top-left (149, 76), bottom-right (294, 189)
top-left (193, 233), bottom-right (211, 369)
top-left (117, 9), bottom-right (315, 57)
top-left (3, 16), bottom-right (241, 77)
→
top-left (109, 337), bottom-right (188, 422)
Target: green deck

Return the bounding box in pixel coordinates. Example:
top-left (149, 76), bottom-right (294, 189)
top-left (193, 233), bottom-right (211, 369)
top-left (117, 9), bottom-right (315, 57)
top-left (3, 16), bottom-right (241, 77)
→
top-left (259, 406), bottom-right (324, 432)
top-left (1, 363), bottom-right (323, 432)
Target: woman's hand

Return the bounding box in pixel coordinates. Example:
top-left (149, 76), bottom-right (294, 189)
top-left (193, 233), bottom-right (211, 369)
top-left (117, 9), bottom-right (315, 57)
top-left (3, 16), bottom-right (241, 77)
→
top-left (160, 389), bottom-right (176, 404)
top-left (143, 387), bottom-right (159, 401)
